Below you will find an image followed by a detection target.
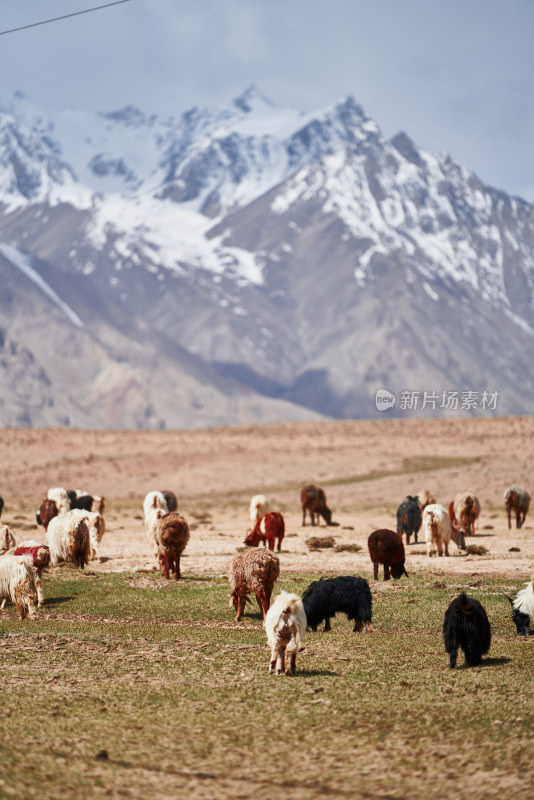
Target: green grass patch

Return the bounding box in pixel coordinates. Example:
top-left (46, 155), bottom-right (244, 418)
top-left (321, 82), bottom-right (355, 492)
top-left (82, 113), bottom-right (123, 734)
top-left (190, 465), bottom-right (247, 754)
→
top-left (0, 568), bottom-right (532, 800)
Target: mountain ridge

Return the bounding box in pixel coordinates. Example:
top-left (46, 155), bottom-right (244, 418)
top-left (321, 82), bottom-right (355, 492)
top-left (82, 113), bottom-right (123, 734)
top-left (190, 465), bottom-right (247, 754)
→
top-left (0, 86), bottom-right (532, 427)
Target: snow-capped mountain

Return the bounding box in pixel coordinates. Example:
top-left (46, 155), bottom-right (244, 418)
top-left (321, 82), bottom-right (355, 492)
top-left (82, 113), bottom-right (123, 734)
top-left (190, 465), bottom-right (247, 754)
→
top-left (0, 85), bottom-right (532, 428)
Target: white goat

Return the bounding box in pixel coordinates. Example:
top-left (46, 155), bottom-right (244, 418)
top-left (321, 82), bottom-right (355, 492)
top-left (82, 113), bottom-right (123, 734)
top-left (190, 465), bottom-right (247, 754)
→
top-left (46, 512), bottom-right (91, 568)
top-left (249, 494), bottom-right (269, 523)
top-left (0, 555), bottom-right (38, 619)
top-left (264, 591), bottom-right (306, 676)
top-left (1, 540), bottom-right (49, 607)
top-left (423, 503), bottom-right (465, 557)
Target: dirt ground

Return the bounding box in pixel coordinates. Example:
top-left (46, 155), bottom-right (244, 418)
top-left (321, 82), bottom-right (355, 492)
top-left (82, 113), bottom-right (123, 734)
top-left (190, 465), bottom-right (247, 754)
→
top-left (0, 416), bottom-right (532, 581)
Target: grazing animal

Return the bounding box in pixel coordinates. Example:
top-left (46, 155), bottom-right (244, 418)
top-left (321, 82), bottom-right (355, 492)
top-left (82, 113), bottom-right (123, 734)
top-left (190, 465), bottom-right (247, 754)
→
top-left (153, 512), bottom-right (190, 580)
top-left (300, 484), bottom-right (333, 526)
top-left (450, 491), bottom-right (481, 537)
top-left (0, 555), bottom-right (38, 619)
top-left (504, 485), bottom-right (530, 529)
top-left (302, 576), bottom-right (373, 633)
top-left (249, 494), bottom-right (269, 523)
top-left (229, 547), bottom-right (280, 622)
top-left (69, 509), bottom-right (106, 561)
top-left (423, 503), bottom-right (465, 557)
top-left (418, 489), bottom-right (436, 512)
top-left (503, 572), bottom-right (534, 636)
top-left (265, 591), bottom-right (306, 676)
top-left (443, 592), bottom-right (491, 668)
top-left (46, 512), bottom-right (91, 569)
top-left (161, 491), bottom-right (178, 512)
top-left (2, 542), bottom-right (50, 607)
top-left (36, 498), bottom-right (59, 530)
top-left (1, 525), bottom-right (16, 553)
top-left (396, 495), bottom-right (422, 545)
top-left (367, 529), bottom-right (408, 581)
top-left (244, 511), bottom-right (285, 552)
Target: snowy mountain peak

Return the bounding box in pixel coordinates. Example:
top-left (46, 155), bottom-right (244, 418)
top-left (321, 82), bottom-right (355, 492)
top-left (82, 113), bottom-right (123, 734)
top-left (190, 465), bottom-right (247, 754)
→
top-left (232, 84), bottom-right (277, 113)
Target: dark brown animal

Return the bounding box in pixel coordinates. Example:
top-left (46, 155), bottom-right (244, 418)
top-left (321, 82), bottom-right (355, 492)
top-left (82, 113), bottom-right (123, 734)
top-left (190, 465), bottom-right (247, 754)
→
top-left (367, 528), bottom-right (408, 581)
top-left (244, 511), bottom-right (285, 552)
top-left (154, 512), bottom-right (190, 580)
top-left (504, 486), bottom-right (530, 529)
top-left (300, 484), bottom-right (333, 526)
top-left (37, 498), bottom-right (59, 530)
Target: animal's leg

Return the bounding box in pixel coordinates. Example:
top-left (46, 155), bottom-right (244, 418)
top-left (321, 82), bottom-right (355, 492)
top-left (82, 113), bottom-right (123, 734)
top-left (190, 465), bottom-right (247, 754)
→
top-left (269, 641), bottom-right (278, 674)
top-left (163, 550), bottom-right (170, 580)
top-left (0, 598), bottom-right (6, 610)
top-left (517, 510), bottom-right (522, 529)
top-left (235, 596), bottom-right (246, 622)
top-left (323, 618), bottom-right (331, 632)
top-left (276, 644), bottom-right (286, 675)
top-left (174, 554), bottom-right (181, 580)
top-left (449, 649), bottom-right (458, 669)
top-left (384, 564), bottom-right (390, 581)
top-left (35, 572), bottom-right (44, 606)
top-left (444, 542), bottom-right (449, 557)
top-left (364, 621), bottom-right (374, 632)
top-left (354, 620), bottom-right (364, 632)
top-left (373, 562), bottom-right (379, 580)
top-left (258, 590), bottom-right (269, 619)
top-left (286, 640), bottom-right (298, 675)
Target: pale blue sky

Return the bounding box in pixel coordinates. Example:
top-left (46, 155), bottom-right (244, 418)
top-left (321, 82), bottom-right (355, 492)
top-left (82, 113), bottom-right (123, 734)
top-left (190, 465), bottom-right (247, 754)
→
top-left (1, 0), bottom-right (533, 199)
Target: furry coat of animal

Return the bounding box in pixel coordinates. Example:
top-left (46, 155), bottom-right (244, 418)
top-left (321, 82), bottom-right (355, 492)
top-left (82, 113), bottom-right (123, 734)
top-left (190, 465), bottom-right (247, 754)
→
top-left (396, 496), bottom-right (422, 545)
top-left (443, 592), bottom-right (491, 668)
top-left (301, 576), bottom-right (373, 632)
top-left (264, 591), bottom-right (306, 676)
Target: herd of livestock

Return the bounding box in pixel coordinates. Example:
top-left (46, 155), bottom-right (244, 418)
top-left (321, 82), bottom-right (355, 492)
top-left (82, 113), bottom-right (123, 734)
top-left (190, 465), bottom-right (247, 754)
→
top-left (0, 481), bottom-right (532, 675)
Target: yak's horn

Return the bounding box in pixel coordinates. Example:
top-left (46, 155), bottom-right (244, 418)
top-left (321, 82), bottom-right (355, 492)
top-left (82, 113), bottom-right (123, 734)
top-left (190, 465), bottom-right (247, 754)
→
top-left (500, 591), bottom-right (515, 606)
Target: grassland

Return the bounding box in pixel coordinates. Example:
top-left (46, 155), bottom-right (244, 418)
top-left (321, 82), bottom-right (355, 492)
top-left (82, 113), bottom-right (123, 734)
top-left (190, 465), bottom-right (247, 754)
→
top-left (1, 568), bottom-right (533, 800)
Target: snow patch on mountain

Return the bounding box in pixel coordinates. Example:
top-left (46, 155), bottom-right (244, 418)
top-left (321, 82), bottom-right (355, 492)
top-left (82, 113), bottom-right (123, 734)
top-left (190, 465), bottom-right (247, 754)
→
top-left (0, 243), bottom-right (84, 327)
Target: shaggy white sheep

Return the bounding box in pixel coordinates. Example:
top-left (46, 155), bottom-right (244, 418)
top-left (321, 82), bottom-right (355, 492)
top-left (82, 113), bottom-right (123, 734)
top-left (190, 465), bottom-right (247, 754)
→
top-left (423, 503), bottom-right (465, 557)
top-left (0, 555), bottom-right (38, 619)
top-left (264, 591), bottom-right (307, 676)
top-left (46, 511), bottom-right (91, 568)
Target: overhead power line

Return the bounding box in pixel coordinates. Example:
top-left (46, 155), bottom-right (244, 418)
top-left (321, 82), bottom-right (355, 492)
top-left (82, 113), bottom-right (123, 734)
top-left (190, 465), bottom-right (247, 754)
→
top-left (0, 0), bottom-right (132, 37)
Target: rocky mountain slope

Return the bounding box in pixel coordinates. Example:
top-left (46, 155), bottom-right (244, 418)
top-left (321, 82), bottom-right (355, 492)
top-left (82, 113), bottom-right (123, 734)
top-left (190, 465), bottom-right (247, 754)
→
top-left (0, 86), bottom-right (532, 428)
